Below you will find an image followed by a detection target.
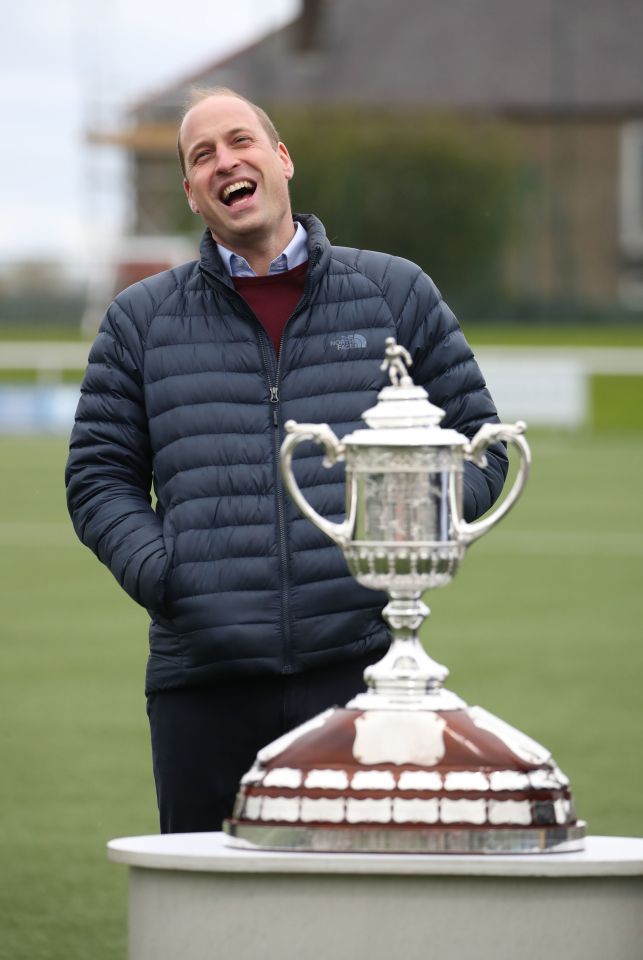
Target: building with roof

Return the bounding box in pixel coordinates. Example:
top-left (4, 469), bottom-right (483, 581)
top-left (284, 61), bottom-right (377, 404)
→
top-left (91, 0), bottom-right (643, 316)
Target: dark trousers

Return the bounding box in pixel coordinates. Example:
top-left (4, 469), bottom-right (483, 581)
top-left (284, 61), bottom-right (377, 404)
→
top-left (146, 652), bottom-right (378, 834)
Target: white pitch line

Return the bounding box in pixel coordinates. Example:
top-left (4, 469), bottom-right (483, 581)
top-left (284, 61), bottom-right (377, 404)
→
top-left (0, 522), bottom-right (78, 546)
top-left (0, 523), bottom-right (641, 557)
top-left (478, 529), bottom-right (643, 558)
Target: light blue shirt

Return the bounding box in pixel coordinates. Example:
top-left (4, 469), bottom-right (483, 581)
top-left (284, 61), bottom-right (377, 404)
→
top-left (216, 221), bottom-right (309, 278)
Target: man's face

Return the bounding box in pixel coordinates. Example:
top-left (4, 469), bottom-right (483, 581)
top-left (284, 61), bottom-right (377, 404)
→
top-left (180, 96), bottom-right (295, 252)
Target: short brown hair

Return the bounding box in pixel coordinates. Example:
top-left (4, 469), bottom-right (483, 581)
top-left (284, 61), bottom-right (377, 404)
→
top-left (177, 86), bottom-right (281, 177)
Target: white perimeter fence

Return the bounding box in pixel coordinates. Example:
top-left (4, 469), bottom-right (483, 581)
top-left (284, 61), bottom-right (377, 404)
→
top-left (0, 342), bottom-right (642, 434)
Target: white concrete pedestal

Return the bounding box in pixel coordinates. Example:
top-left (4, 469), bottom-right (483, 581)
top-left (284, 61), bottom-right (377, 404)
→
top-left (108, 833), bottom-right (643, 960)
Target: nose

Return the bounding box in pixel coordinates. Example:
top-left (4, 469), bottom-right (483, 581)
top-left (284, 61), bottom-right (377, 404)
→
top-left (214, 143), bottom-right (239, 175)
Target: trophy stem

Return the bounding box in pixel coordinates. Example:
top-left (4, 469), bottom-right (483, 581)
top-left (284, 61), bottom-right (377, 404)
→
top-left (350, 595), bottom-right (465, 710)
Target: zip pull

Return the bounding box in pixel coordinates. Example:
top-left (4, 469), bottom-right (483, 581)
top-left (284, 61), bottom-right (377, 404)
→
top-left (270, 385), bottom-right (279, 426)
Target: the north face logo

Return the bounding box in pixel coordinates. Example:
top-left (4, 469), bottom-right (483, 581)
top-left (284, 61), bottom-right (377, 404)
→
top-left (330, 333), bottom-right (367, 350)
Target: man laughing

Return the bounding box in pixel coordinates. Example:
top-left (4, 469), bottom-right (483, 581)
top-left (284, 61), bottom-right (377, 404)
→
top-left (66, 87), bottom-right (508, 833)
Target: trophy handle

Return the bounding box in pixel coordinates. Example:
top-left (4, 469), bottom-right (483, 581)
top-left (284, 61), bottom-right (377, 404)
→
top-left (280, 421), bottom-right (355, 547)
top-left (451, 421), bottom-right (531, 545)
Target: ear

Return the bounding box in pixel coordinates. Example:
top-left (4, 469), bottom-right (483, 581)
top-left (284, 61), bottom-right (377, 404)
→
top-left (183, 178), bottom-right (200, 215)
top-left (277, 142), bottom-right (294, 182)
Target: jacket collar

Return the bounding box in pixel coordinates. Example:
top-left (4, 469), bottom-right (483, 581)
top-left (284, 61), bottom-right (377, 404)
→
top-left (198, 213), bottom-right (330, 286)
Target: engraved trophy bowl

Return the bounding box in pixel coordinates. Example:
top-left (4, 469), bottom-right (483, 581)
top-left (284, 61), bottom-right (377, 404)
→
top-left (223, 340), bottom-right (586, 853)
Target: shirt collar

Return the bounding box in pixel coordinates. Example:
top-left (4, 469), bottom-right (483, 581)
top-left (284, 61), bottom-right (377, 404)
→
top-left (216, 221), bottom-right (309, 278)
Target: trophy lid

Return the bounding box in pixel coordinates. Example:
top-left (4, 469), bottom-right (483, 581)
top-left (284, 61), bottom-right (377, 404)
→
top-left (345, 338), bottom-right (469, 446)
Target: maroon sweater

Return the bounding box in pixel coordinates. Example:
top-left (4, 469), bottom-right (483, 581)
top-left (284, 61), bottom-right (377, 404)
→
top-left (233, 261), bottom-right (308, 355)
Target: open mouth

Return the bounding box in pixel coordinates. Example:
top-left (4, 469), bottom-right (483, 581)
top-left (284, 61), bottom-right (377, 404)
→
top-left (220, 180), bottom-right (257, 207)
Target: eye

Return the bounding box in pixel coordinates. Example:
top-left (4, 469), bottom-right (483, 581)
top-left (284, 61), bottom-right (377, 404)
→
top-left (233, 135), bottom-right (252, 145)
top-left (190, 148), bottom-right (211, 166)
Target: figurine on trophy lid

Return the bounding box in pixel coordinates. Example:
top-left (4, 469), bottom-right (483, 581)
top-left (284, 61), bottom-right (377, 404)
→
top-left (224, 338), bottom-right (586, 854)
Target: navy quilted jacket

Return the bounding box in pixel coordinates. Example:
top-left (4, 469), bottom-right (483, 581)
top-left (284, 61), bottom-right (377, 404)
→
top-left (66, 214), bottom-right (508, 692)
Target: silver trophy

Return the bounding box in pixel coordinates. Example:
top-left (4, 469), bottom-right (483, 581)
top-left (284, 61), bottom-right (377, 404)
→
top-left (280, 338), bottom-right (530, 708)
top-left (224, 339), bottom-right (584, 853)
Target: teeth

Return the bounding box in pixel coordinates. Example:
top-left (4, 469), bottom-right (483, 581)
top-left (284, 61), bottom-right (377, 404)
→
top-left (222, 180), bottom-right (253, 201)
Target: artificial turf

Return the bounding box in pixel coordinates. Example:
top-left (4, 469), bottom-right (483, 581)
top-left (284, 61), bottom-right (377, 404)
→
top-left (0, 429), bottom-right (641, 959)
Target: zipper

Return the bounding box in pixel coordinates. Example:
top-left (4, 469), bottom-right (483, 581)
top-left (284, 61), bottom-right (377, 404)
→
top-left (261, 249), bottom-right (321, 672)
top-left (270, 385), bottom-right (279, 425)
top-left (200, 246), bottom-right (322, 674)
top-left (254, 325), bottom-right (294, 672)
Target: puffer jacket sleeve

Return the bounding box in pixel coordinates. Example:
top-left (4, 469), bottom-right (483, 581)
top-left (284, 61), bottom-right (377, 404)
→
top-left (396, 268), bottom-right (509, 521)
top-left (65, 295), bottom-right (168, 612)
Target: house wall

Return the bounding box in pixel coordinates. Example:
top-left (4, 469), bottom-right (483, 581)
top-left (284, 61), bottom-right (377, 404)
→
top-left (132, 154), bottom-right (192, 236)
top-left (503, 119), bottom-right (620, 308)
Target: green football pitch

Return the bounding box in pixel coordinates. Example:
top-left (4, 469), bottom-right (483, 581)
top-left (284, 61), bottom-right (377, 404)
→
top-left (1, 431), bottom-right (642, 960)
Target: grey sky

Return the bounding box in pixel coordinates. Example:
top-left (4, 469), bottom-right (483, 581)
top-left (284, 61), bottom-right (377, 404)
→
top-left (2, 0), bottom-right (297, 264)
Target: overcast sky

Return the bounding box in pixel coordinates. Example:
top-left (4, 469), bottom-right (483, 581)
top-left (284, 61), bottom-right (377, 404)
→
top-left (3, 0), bottom-right (298, 265)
